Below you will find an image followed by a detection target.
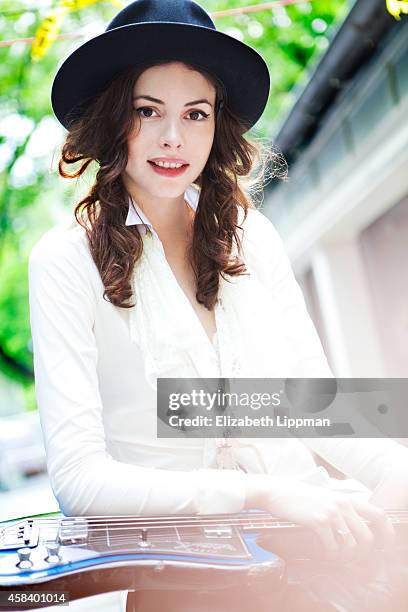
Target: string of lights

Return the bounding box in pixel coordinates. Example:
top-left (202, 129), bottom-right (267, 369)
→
top-left (0, 0), bottom-right (406, 55)
top-left (0, 0), bottom-right (311, 50)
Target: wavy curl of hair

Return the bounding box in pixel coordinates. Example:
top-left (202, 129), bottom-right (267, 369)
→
top-left (58, 60), bottom-right (287, 310)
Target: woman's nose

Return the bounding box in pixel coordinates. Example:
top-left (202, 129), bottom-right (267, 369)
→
top-left (159, 118), bottom-right (184, 148)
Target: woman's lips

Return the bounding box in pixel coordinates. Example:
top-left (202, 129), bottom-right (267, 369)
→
top-left (147, 161), bottom-right (189, 177)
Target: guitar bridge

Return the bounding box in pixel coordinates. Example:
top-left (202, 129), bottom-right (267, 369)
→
top-left (0, 520), bottom-right (39, 550)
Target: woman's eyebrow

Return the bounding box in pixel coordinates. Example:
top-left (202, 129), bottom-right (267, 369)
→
top-left (133, 95), bottom-right (213, 107)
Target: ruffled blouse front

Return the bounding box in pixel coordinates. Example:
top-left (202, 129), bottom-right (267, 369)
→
top-left (126, 189), bottom-right (333, 475)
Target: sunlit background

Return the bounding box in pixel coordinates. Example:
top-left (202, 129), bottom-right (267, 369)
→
top-left (1, 1), bottom-right (407, 606)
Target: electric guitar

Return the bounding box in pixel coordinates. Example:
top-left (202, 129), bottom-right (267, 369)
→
top-left (0, 510), bottom-right (407, 609)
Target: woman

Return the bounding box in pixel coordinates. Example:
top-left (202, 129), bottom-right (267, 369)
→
top-left (28, 1), bottom-right (408, 610)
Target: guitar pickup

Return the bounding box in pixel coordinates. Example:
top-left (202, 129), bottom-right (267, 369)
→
top-left (59, 518), bottom-right (88, 544)
top-left (203, 526), bottom-right (233, 538)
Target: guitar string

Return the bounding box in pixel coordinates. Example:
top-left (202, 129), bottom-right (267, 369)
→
top-left (9, 517), bottom-right (407, 537)
top-left (5, 512), bottom-right (407, 535)
top-left (62, 513), bottom-right (407, 531)
top-left (3, 515), bottom-right (406, 550)
top-left (6, 511), bottom-right (407, 535)
top-left (45, 514), bottom-right (408, 546)
top-left (44, 519), bottom-right (408, 549)
top-left (4, 511), bottom-right (407, 548)
top-left (17, 518), bottom-right (299, 530)
top-left (4, 514), bottom-right (298, 529)
top-left (53, 519), bottom-right (406, 547)
top-left (16, 508), bottom-right (408, 528)
top-left (51, 512), bottom-right (408, 549)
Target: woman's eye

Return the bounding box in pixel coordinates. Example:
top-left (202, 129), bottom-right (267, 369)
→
top-left (135, 107), bottom-right (210, 121)
top-left (136, 107), bottom-right (156, 118)
top-left (188, 110), bottom-right (210, 121)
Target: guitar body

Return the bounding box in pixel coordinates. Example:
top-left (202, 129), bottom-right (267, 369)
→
top-left (2, 508), bottom-right (406, 609)
top-left (0, 511), bottom-right (287, 609)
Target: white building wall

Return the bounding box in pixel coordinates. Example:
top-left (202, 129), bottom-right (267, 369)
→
top-left (264, 25), bottom-right (408, 378)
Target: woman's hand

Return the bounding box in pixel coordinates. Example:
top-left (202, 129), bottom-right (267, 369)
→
top-left (245, 474), bottom-right (395, 562)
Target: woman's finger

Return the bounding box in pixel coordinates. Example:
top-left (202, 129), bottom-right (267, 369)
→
top-left (311, 512), bottom-right (344, 560)
top-left (342, 504), bottom-right (376, 559)
top-left (331, 516), bottom-right (358, 563)
top-left (352, 498), bottom-right (396, 551)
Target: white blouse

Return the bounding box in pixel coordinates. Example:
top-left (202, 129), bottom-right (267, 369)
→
top-left (28, 184), bottom-right (407, 517)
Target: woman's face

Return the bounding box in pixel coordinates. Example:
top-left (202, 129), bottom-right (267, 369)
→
top-left (123, 62), bottom-right (216, 200)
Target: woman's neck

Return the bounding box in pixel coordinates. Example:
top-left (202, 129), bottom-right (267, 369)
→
top-left (126, 183), bottom-right (194, 243)
top-left (156, 199), bottom-right (195, 251)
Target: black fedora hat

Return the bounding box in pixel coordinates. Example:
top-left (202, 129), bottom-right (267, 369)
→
top-left (51, 0), bottom-right (270, 132)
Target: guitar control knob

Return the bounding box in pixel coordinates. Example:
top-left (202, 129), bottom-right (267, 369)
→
top-left (16, 547), bottom-right (33, 569)
top-left (45, 542), bottom-right (61, 563)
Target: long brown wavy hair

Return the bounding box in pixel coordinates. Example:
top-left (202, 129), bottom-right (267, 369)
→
top-left (58, 60), bottom-right (285, 310)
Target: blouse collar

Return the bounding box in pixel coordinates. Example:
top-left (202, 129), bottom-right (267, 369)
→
top-left (125, 184), bottom-right (200, 232)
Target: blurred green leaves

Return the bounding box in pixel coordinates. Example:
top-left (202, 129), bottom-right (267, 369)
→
top-left (0, 0), bottom-right (350, 408)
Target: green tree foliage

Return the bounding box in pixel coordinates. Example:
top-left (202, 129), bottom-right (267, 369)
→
top-left (0, 0), bottom-right (349, 410)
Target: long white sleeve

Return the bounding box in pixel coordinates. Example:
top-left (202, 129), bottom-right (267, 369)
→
top-left (244, 209), bottom-right (333, 378)
top-left (28, 228), bottom-right (246, 517)
top-left (301, 436), bottom-right (408, 491)
top-left (247, 211), bottom-right (408, 488)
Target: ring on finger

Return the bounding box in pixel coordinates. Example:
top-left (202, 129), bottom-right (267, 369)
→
top-left (335, 528), bottom-right (351, 542)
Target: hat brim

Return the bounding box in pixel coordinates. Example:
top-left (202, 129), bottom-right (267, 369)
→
top-left (51, 22), bottom-right (270, 131)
